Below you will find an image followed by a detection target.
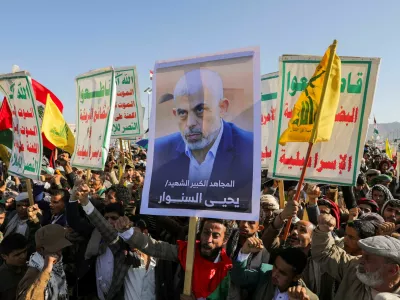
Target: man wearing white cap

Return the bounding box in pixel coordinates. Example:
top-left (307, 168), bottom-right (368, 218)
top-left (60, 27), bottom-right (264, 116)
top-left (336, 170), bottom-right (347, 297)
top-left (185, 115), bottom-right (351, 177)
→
top-left (312, 213), bottom-right (400, 299)
top-left (3, 192), bottom-right (41, 239)
top-left (260, 194), bottom-right (280, 229)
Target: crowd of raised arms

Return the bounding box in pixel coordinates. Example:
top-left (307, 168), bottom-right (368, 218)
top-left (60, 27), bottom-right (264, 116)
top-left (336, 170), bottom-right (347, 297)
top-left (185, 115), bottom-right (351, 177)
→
top-left (0, 143), bottom-right (399, 300)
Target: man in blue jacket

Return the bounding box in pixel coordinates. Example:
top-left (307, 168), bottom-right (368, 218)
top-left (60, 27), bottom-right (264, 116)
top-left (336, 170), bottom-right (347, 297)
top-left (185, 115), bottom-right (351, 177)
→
top-left (149, 68), bottom-right (254, 212)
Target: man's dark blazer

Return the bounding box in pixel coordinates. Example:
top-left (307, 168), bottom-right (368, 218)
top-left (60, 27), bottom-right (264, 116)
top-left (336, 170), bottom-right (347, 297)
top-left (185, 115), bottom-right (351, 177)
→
top-left (149, 120), bottom-right (254, 212)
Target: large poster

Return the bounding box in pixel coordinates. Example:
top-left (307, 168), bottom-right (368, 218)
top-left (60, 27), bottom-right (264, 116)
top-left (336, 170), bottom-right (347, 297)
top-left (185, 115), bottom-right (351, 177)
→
top-left (273, 56), bottom-right (380, 185)
top-left (0, 72), bottom-right (43, 180)
top-left (261, 72), bottom-right (279, 170)
top-left (71, 68), bottom-right (116, 170)
top-left (111, 66), bottom-right (143, 138)
top-left (141, 48), bottom-right (261, 220)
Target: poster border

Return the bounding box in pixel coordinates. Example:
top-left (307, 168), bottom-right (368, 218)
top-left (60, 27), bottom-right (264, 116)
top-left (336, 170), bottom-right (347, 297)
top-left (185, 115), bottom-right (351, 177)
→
top-left (272, 58), bottom-right (376, 186)
top-left (140, 47), bottom-right (261, 221)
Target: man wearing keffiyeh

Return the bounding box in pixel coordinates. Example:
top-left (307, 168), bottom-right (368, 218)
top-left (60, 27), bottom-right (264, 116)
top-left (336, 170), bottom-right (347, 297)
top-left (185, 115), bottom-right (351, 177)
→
top-left (17, 224), bottom-right (72, 300)
top-left (366, 184), bottom-right (394, 209)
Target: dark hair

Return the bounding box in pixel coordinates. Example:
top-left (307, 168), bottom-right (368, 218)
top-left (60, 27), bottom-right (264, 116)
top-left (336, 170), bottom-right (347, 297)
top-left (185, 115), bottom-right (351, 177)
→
top-left (0, 233), bottom-right (28, 255)
top-left (357, 174), bottom-right (366, 185)
top-left (106, 185), bottom-right (131, 205)
top-left (276, 247), bottom-right (308, 275)
top-left (91, 171), bottom-right (105, 183)
top-left (386, 199), bottom-right (400, 209)
top-left (49, 189), bottom-right (69, 203)
top-left (60, 150), bottom-right (71, 157)
top-left (104, 202), bottom-right (125, 217)
top-left (0, 205), bottom-right (5, 214)
top-left (200, 218), bottom-right (234, 241)
top-left (347, 213), bottom-right (384, 239)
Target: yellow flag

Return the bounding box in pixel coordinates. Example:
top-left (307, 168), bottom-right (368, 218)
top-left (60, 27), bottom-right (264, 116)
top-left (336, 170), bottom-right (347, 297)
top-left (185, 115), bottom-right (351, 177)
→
top-left (41, 94), bottom-right (75, 154)
top-left (279, 41), bottom-right (341, 145)
top-left (0, 144), bottom-right (11, 168)
top-left (386, 138), bottom-right (393, 159)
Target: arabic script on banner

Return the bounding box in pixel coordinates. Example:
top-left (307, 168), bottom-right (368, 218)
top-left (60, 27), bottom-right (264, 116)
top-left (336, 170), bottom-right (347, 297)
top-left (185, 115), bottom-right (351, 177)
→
top-left (0, 73), bottom-right (43, 180)
top-left (261, 72), bottom-right (279, 170)
top-left (72, 69), bottom-right (116, 170)
top-left (273, 56), bottom-right (380, 185)
top-left (111, 67), bottom-right (143, 138)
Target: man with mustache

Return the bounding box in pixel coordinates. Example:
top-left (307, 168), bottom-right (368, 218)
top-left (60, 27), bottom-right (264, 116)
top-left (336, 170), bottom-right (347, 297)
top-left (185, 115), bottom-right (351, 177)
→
top-left (113, 214), bottom-right (234, 300)
top-left (260, 198), bottom-right (340, 300)
top-left (149, 69), bottom-right (253, 209)
top-left (380, 199), bottom-right (400, 224)
top-left (312, 213), bottom-right (400, 299)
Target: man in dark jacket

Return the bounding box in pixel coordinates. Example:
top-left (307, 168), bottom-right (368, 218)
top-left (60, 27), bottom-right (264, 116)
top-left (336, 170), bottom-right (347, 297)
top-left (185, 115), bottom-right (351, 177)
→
top-left (231, 243), bottom-right (318, 300)
top-left (0, 233), bottom-right (28, 300)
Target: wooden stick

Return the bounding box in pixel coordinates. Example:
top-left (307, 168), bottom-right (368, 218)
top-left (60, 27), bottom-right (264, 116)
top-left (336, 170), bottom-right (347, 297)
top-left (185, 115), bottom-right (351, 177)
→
top-left (183, 217), bottom-right (198, 296)
top-left (119, 139), bottom-right (125, 180)
top-left (282, 142), bottom-right (313, 242)
top-left (278, 180), bottom-right (285, 209)
top-left (126, 140), bottom-right (133, 160)
top-left (86, 169), bottom-right (91, 185)
top-left (25, 179), bottom-right (34, 206)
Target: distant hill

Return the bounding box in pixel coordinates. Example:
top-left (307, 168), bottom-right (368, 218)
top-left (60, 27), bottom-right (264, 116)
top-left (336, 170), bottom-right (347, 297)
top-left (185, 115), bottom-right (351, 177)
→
top-left (366, 122), bottom-right (400, 141)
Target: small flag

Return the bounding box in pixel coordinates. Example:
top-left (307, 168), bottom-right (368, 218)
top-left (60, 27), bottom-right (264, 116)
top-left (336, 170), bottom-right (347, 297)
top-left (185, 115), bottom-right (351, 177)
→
top-left (41, 94), bottom-right (75, 154)
top-left (279, 40), bottom-right (341, 145)
top-left (374, 116), bottom-right (379, 135)
top-left (150, 70), bottom-right (153, 80)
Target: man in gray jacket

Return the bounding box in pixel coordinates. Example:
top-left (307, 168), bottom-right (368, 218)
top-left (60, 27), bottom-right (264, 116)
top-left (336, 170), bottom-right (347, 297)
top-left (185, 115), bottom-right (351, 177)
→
top-left (312, 213), bottom-right (400, 299)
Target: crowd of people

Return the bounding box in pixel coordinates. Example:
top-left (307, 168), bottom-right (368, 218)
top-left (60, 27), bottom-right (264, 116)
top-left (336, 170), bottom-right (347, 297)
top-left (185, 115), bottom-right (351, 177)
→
top-left (0, 143), bottom-right (399, 300)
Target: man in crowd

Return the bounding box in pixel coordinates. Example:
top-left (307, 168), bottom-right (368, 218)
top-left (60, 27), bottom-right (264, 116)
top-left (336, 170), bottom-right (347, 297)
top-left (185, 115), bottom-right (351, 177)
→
top-left (367, 184), bottom-right (393, 209)
top-left (227, 213), bottom-right (270, 300)
top-left (90, 171), bottom-right (107, 201)
top-left (3, 193), bottom-right (41, 243)
top-left (358, 198), bottom-right (380, 214)
top-left (380, 199), bottom-right (400, 224)
top-left (231, 239), bottom-right (318, 300)
top-left (365, 169), bottom-right (381, 186)
top-left (260, 194), bottom-right (280, 230)
top-left (0, 233), bottom-right (28, 300)
top-left (1, 190), bottom-right (18, 212)
top-left (102, 186), bottom-right (235, 300)
top-left (343, 213), bottom-right (385, 256)
top-left (37, 189), bottom-right (68, 227)
top-left (75, 187), bottom-right (150, 300)
top-left (260, 195), bottom-right (337, 300)
top-left (312, 213), bottom-right (400, 299)
top-left (17, 224), bottom-right (72, 300)
top-left (354, 174), bottom-right (370, 202)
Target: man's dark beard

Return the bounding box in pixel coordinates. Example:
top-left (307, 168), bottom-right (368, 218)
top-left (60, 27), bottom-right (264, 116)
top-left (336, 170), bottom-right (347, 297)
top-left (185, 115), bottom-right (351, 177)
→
top-left (200, 244), bottom-right (221, 261)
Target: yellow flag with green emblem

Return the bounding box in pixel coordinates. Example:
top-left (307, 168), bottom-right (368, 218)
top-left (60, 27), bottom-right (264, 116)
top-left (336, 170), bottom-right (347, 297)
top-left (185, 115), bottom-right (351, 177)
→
top-left (41, 94), bottom-right (75, 154)
top-left (279, 40), bottom-right (341, 145)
